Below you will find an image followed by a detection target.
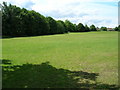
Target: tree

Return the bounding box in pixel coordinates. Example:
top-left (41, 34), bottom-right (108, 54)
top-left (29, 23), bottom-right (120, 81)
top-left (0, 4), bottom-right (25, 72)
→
top-left (57, 20), bottom-right (68, 33)
top-left (2, 2), bottom-right (50, 37)
top-left (46, 17), bottom-right (57, 34)
top-left (76, 23), bottom-right (85, 32)
top-left (118, 25), bottom-right (120, 31)
top-left (100, 27), bottom-right (107, 31)
top-left (85, 25), bottom-right (90, 32)
top-left (114, 27), bottom-right (119, 31)
top-left (65, 20), bottom-right (75, 32)
top-left (90, 25), bottom-right (97, 31)
top-left (34, 12), bottom-right (50, 35)
top-left (73, 24), bottom-right (77, 32)
top-left (56, 20), bottom-right (66, 34)
top-left (2, 2), bottom-right (23, 37)
top-left (114, 25), bottom-right (120, 31)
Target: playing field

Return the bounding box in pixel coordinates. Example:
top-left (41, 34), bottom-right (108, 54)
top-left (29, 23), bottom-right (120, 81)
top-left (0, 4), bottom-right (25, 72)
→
top-left (2, 31), bottom-right (118, 88)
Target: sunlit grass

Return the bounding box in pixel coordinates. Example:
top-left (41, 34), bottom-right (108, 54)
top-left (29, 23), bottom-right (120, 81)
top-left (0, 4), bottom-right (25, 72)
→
top-left (2, 31), bottom-right (118, 85)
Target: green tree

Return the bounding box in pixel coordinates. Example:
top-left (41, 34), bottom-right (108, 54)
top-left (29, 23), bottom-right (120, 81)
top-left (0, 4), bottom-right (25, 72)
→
top-left (57, 20), bottom-right (68, 33)
top-left (56, 20), bottom-right (66, 34)
top-left (65, 20), bottom-right (75, 32)
top-left (73, 24), bottom-right (77, 32)
top-left (117, 25), bottom-right (120, 31)
top-left (2, 2), bottom-right (50, 37)
top-left (76, 23), bottom-right (85, 32)
top-left (85, 25), bottom-right (90, 32)
top-left (90, 25), bottom-right (97, 31)
top-left (100, 27), bottom-right (107, 31)
top-left (114, 27), bottom-right (118, 31)
top-left (2, 2), bottom-right (23, 36)
top-left (46, 17), bottom-right (57, 34)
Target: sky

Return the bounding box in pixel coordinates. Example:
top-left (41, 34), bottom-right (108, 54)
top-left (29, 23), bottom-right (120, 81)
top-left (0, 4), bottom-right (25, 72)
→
top-left (0, 0), bottom-right (119, 28)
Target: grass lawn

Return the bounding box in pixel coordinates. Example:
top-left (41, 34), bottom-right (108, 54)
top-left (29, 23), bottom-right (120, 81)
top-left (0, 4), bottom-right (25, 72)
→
top-left (2, 31), bottom-right (118, 88)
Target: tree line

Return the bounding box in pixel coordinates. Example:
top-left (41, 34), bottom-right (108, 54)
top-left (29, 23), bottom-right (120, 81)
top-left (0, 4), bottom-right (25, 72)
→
top-left (1, 2), bottom-right (119, 37)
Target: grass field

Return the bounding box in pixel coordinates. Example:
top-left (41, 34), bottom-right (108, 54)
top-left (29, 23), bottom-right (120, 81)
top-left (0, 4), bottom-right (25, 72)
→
top-left (2, 31), bottom-right (118, 88)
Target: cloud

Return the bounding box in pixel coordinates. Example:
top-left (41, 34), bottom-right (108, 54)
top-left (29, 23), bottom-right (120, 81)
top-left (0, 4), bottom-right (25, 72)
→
top-left (22, 1), bottom-right (35, 10)
top-left (0, 0), bottom-right (34, 9)
top-left (0, 0), bottom-right (118, 27)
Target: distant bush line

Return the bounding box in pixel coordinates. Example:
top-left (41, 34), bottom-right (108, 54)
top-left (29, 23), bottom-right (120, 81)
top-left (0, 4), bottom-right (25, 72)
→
top-left (1, 2), bottom-right (120, 37)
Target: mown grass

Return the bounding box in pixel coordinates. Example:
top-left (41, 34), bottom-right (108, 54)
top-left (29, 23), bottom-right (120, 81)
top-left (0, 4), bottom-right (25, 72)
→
top-left (2, 31), bottom-right (118, 88)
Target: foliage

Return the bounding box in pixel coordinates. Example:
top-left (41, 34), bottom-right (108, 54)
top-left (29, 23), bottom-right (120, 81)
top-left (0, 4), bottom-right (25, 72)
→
top-left (2, 2), bottom-right (67, 37)
top-left (114, 27), bottom-right (118, 31)
top-left (76, 23), bottom-right (85, 32)
top-left (90, 25), bottom-right (97, 31)
top-left (56, 20), bottom-right (67, 34)
top-left (2, 2), bottom-right (22, 36)
top-left (2, 2), bottom-right (113, 37)
top-left (85, 25), bottom-right (90, 32)
top-left (46, 17), bottom-right (57, 34)
top-left (64, 20), bottom-right (76, 32)
top-left (100, 27), bottom-right (107, 31)
top-left (114, 25), bottom-right (120, 31)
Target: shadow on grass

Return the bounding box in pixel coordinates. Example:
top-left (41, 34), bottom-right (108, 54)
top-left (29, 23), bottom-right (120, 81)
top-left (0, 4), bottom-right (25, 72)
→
top-left (1, 59), bottom-right (119, 89)
top-left (2, 33), bottom-right (68, 39)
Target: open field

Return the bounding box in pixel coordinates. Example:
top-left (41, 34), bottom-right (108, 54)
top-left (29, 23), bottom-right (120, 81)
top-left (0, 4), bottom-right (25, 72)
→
top-left (2, 31), bottom-right (118, 88)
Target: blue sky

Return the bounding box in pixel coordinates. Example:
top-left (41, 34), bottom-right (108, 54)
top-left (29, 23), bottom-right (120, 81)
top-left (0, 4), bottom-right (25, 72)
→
top-left (0, 0), bottom-right (119, 28)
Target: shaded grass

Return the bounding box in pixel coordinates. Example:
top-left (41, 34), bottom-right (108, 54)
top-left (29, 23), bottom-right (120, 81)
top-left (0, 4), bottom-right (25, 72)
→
top-left (2, 59), bottom-right (118, 89)
top-left (2, 31), bottom-right (118, 88)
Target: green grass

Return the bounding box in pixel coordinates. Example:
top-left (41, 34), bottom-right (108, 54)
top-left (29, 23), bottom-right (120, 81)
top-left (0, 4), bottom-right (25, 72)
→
top-left (2, 31), bottom-right (118, 88)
